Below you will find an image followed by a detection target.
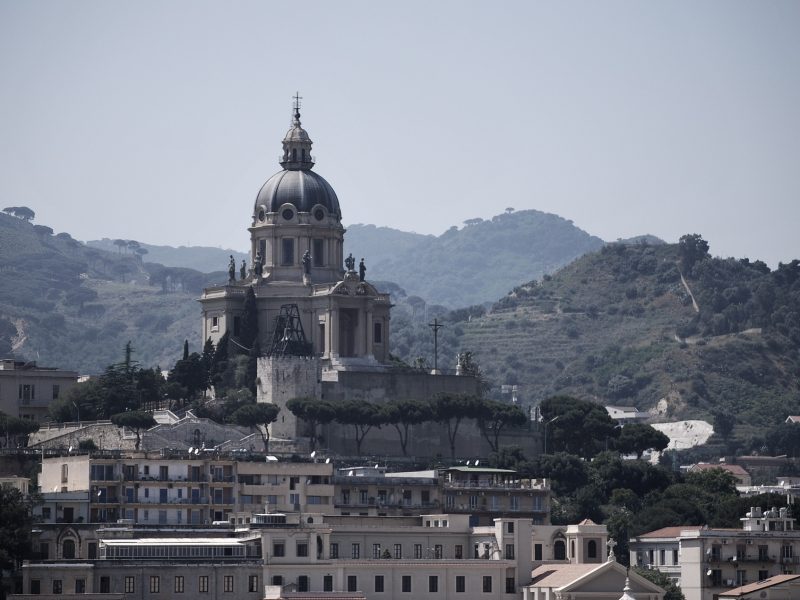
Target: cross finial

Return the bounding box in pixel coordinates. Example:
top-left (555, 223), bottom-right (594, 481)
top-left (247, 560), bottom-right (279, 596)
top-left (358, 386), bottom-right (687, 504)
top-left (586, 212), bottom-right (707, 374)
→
top-left (607, 537), bottom-right (617, 562)
top-left (293, 92), bottom-right (302, 117)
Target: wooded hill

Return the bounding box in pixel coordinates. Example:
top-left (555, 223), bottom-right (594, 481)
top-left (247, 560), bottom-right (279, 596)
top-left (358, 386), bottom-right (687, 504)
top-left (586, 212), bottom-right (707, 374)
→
top-left (344, 209), bottom-right (605, 307)
top-left (456, 239), bottom-right (800, 441)
top-left (0, 213), bottom-right (211, 373)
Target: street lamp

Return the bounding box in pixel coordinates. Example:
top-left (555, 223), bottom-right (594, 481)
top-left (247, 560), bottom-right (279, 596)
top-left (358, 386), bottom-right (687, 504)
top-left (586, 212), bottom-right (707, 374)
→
top-left (544, 416), bottom-right (559, 455)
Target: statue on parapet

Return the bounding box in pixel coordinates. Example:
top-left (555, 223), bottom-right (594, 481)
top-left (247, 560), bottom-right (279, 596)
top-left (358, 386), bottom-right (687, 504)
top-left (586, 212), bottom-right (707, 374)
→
top-left (240, 260), bottom-right (247, 280)
top-left (345, 253), bottom-right (355, 272)
top-left (253, 252), bottom-right (263, 278)
top-left (302, 250), bottom-right (311, 275)
top-left (359, 258), bottom-right (366, 282)
top-left (228, 255), bottom-right (236, 282)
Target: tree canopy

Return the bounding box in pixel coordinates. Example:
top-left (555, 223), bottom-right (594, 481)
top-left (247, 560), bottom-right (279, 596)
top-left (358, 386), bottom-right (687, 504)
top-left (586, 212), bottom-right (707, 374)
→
top-left (110, 411), bottom-right (156, 450)
top-left (540, 396), bottom-right (619, 458)
top-left (232, 403), bottom-right (280, 452)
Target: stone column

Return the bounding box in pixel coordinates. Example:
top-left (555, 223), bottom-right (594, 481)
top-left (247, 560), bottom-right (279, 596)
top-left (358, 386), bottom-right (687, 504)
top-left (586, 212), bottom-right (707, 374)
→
top-left (365, 309), bottom-right (374, 359)
top-left (329, 308), bottom-right (339, 359)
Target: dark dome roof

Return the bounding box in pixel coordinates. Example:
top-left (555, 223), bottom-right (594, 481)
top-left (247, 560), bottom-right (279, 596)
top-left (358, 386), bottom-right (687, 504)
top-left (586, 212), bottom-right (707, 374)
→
top-left (255, 169), bottom-right (341, 218)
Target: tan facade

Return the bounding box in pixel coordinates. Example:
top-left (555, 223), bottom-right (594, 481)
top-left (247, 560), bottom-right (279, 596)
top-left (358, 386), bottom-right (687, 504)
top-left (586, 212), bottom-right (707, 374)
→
top-left (0, 359), bottom-right (78, 422)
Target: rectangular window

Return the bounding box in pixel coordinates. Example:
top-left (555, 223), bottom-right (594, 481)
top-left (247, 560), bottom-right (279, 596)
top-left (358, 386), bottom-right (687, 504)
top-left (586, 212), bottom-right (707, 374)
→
top-left (660, 549), bottom-right (666, 564)
top-left (672, 549), bottom-right (679, 564)
top-left (323, 575), bottom-right (333, 592)
top-left (53, 580), bottom-right (62, 595)
top-left (298, 576), bottom-right (309, 592)
top-left (248, 575), bottom-right (258, 593)
top-left (150, 576), bottom-right (160, 593)
top-left (282, 238), bottom-right (295, 266)
top-left (402, 576), bottom-right (411, 593)
top-left (483, 576), bottom-right (493, 593)
top-left (505, 544), bottom-right (515, 559)
top-left (414, 544), bottom-right (423, 559)
top-left (456, 575), bottom-right (465, 592)
top-left (352, 543), bottom-right (360, 559)
top-left (759, 570), bottom-right (769, 581)
top-left (507, 522), bottom-right (515, 533)
top-left (174, 576), bottom-right (184, 593)
top-left (394, 543), bottom-right (402, 559)
top-left (199, 576), bottom-right (209, 593)
top-left (273, 542), bottom-right (285, 557)
top-left (435, 544), bottom-right (443, 559)
top-left (100, 577), bottom-right (110, 593)
top-left (52, 384), bottom-right (60, 400)
top-left (297, 542), bottom-right (308, 557)
top-left (211, 316), bottom-right (219, 331)
top-left (455, 544), bottom-right (463, 559)
top-left (374, 575), bottom-right (384, 593)
top-left (736, 570), bottom-right (747, 586)
top-left (313, 239), bottom-right (324, 267)
top-left (125, 577), bottom-right (135, 594)
top-left (534, 543), bottom-right (543, 561)
top-left (330, 543), bottom-right (339, 558)
top-left (31, 579), bottom-right (41, 595)
top-left (510, 496), bottom-right (520, 511)
top-left (75, 579), bottom-right (85, 594)
top-left (429, 576), bottom-right (438, 593)
top-left (373, 543), bottom-right (382, 559)
top-left (759, 545), bottom-right (769, 561)
top-left (373, 322), bottom-right (383, 344)
top-left (347, 576), bottom-right (358, 592)
top-left (506, 577), bottom-right (516, 594)
top-left (271, 576), bottom-right (282, 586)
top-left (258, 239), bottom-right (266, 263)
top-left (469, 495), bottom-right (478, 509)
top-left (783, 545), bottom-right (794, 559)
top-left (223, 576), bottom-right (233, 593)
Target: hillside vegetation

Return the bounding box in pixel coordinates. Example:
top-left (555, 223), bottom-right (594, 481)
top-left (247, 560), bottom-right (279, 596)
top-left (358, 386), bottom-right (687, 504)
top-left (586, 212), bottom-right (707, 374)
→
top-left (0, 214), bottom-right (206, 373)
top-left (455, 239), bottom-right (800, 439)
top-left (345, 209), bottom-right (605, 306)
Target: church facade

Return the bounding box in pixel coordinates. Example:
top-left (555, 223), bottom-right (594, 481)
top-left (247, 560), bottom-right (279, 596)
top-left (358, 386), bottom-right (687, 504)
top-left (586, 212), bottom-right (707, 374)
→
top-left (199, 99), bottom-right (486, 456)
top-left (199, 101), bottom-right (390, 367)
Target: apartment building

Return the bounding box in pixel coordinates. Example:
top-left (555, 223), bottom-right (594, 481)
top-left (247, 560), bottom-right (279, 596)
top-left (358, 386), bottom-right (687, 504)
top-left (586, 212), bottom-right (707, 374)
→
top-left (39, 452), bottom-right (334, 527)
top-left (630, 506), bottom-right (800, 600)
top-left (16, 511), bottom-right (570, 600)
top-left (0, 359), bottom-right (78, 422)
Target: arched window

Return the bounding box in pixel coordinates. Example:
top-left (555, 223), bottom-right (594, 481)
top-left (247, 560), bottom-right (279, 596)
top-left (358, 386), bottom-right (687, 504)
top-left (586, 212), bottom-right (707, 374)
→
top-left (554, 540), bottom-right (566, 560)
top-left (63, 539), bottom-right (76, 559)
top-left (292, 148), bottom-right (297, 161)
top-left (588, 540), bottom-right (597, 559)
top-left (570, 540), bottom-right (575, 558)
top-left (301, 149), bottom-right (306, 161)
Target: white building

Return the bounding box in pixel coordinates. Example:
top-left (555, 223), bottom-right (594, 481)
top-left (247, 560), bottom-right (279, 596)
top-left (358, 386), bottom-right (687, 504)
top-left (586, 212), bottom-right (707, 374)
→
top-left (630, 506), bottom-right (799, 600)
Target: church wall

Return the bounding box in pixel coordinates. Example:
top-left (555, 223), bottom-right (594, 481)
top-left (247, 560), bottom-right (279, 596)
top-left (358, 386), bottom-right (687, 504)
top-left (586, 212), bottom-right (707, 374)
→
top-left (318, 371), bottom-right (539, 459)
top-left (257, 356), bottom-right (321, 441)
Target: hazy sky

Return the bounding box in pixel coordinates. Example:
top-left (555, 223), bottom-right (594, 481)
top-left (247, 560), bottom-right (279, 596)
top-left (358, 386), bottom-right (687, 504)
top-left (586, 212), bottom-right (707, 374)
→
top-left (1, 1), bottom-right (798, 266)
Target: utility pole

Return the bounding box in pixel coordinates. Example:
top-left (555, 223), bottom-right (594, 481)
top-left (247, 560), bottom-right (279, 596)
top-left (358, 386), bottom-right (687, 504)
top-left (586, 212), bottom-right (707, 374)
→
top-left (428, 318), bottom-right (443, 375)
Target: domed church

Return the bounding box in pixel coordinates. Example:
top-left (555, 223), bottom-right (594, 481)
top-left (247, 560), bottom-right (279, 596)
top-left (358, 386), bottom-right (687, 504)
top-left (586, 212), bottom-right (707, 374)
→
top-left (200, 98), bottom-right (391, 367)
top-left (199, 97), bottom-right (477, 453)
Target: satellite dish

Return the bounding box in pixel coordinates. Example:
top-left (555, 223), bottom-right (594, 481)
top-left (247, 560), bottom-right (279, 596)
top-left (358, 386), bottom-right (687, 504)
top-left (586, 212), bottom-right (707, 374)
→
top-left (706, 569), bottom-right (713, 577)
top-left (348, 470), bottom-right (354, 476)
top-left (188, 447), bottom-right (194, 454)
top-left (266, 455), bottom-right (278, 462)
top-left (310, 451), bottom-right (316, 458)
top-left (466, 460), bottom-right (471, 466)
top-left (97, 490), bottom-right (102, 497)
top-left (68, 446), bottom-right (73, 453)
top-left (195, 448), bottom-right (201, 455)
top-left (374, 464), bottom-right (379, 469)
top-left (475, 460), bottom-right (480, 466)
top-left (325, 458), bottom-right (330, 464)
top-left (54, 486), bottom-right (59, 492)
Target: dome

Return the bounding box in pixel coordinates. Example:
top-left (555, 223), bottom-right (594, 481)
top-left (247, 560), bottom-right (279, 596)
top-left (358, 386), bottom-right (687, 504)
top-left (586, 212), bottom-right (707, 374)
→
top-left (255, 169), bottom-right (341, 218)
top-left (284, 124), bottom-right (310, 143)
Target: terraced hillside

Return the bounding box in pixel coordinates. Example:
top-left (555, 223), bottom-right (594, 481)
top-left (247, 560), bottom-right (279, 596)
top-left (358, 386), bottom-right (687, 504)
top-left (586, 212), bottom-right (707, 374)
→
top-left (457, 242), bottom-right (800, 438)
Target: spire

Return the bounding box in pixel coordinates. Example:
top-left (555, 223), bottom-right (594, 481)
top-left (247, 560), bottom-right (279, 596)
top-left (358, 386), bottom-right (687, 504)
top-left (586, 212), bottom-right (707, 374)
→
top-left (280, 92), bottom-right (314, 171)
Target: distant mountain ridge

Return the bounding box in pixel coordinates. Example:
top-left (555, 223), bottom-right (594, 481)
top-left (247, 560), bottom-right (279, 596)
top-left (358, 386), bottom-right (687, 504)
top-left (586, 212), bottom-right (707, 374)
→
top-left (345, 210), bottom-right (606, 306)
top-left (87, 239), bottom-right (248, 272)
